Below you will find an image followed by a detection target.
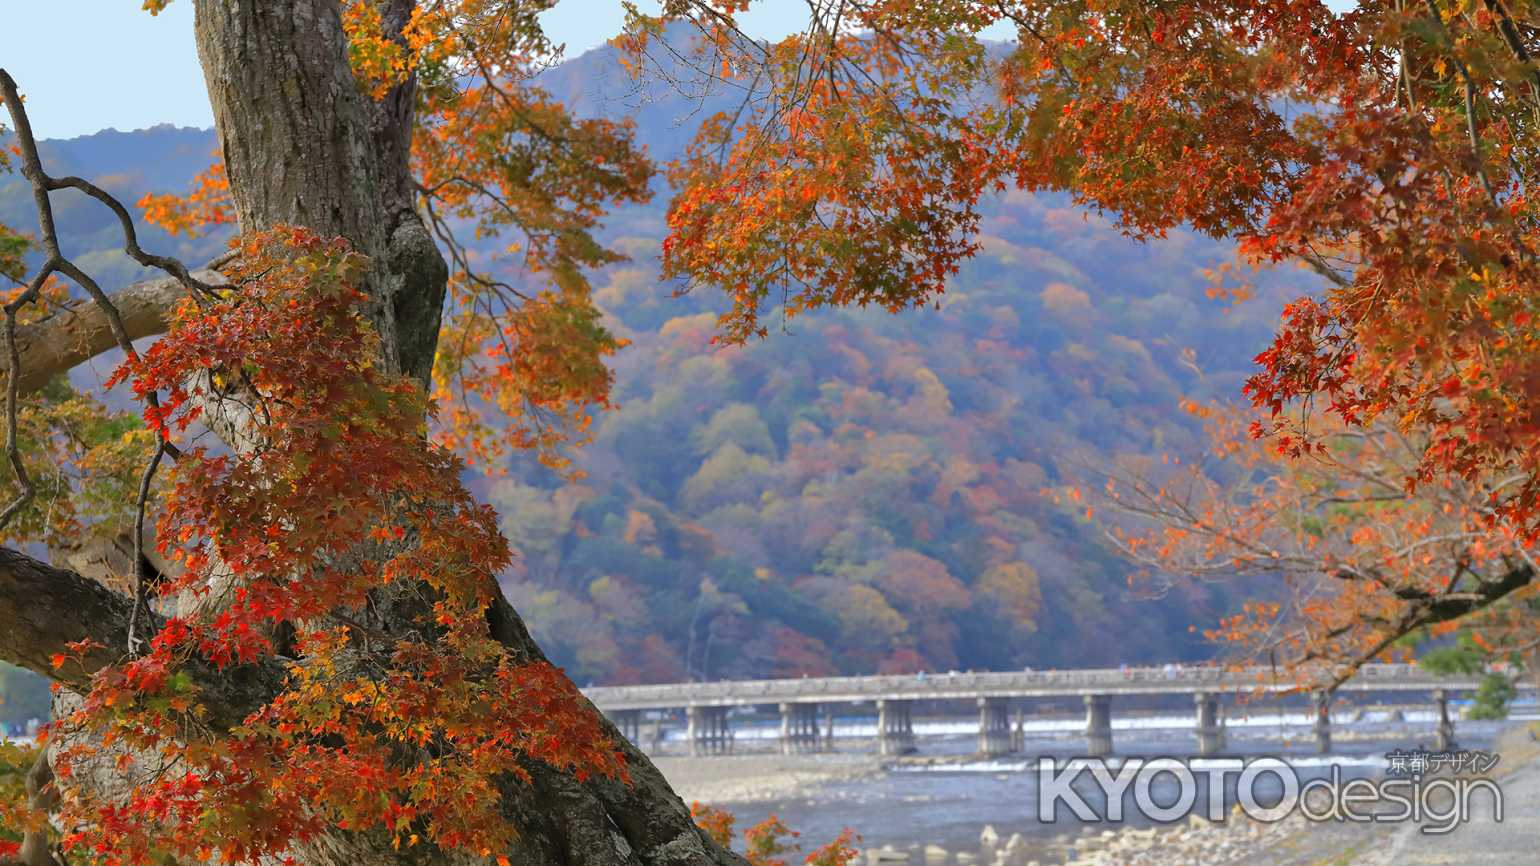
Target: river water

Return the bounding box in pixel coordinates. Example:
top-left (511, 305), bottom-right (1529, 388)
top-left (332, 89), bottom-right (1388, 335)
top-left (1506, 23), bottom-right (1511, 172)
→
top-left (703, 708), bottom-right (1532, 853)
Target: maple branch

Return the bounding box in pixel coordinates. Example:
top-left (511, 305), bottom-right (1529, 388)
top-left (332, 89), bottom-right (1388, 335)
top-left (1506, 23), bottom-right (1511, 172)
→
top-left (0, 66), bottom-right (185, 549)
top-left (1419, 0), bottom-right (1537, 264)
top-left (0, 71), bottom-right (156, 366)
top-left (1390, 562), bottom-right (1536, 622)
top-left (0, 66), bottom-right (240, 597)
top-left (126, 442), bottom-right (167, 657)
top-left (0, 70), bottom-right (231, 393)
top-left (417, 184), bottom-right (531, 304)
top-left (1479, 0), bottom-right (1540, 120)
top-left (0, 546), bottom-right (283, 731)
top-left (1312, 562), bottom-right (1538, 691)
top-left (1296, 249), bottom-right (1351, 288)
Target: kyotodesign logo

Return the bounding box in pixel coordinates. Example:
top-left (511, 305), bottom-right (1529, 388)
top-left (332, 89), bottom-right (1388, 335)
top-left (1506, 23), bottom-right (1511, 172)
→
top-left (1035, 754), bottom-right (1503, 835)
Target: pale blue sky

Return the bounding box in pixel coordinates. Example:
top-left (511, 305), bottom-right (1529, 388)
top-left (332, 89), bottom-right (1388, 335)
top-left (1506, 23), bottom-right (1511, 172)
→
top-left (2, 2), bottom-right (1349, 141)
top-left (0, 1), bottom-right (820, 139)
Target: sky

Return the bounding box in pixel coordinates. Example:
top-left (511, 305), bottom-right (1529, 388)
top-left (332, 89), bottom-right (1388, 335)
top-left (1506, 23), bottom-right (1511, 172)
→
top-left (0, 1), bottom-right (818, 139)
top-left (1, 2), bottom-right (1351, 141)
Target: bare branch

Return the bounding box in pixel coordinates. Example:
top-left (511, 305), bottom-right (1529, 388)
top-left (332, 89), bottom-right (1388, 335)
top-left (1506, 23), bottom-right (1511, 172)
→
top-left (0, 264), bottom-right (230, 395)
top-left (0, 67), bottom-right (231, 554)
top-left (127, 442), bottom-right (167, 657)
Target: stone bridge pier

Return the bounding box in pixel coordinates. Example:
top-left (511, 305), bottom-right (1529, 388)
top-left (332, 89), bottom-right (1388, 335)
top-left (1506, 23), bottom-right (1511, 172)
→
top-left (978, 697), bottom-right (1015, 757)
top-left (1194, 692), bottom-right (1227, 755)
top-left (779, 702), bottom-right (822, 754)
top-left (613, 709), bottom-right (642, 747)
top-left (1434, 689), bottom-right (1457, 751)
top-left (687, 705), bottom-right (733, 756)
top-left (877, 698), bottom-right (916, 755)
top-left (1085, 694), bottom-right (1114, 756)
top-left (1314, 692), bottom-right (1332, 754)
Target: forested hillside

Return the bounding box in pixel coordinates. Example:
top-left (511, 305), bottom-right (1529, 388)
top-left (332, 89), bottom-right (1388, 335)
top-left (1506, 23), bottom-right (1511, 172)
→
top-left (0, 38), bottom-right (1317, 695)
top-left (499, 180), bottom-right (1304, 683)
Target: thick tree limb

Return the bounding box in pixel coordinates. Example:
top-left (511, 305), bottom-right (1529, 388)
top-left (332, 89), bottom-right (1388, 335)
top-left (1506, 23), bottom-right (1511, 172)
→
top-left (0, 545), bottom-right (280, 730)
top-left (1, 264), bottom-right (226, 395)
top-left (0, 542), bottom-right (732, 866)
top-left (0, 545), bottom-right (142, 686)
top-left (1390, 563), bottom-right (1537, 625)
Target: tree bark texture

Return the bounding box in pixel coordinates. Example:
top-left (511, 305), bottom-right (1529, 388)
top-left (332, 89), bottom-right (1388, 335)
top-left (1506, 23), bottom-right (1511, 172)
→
top-left (0, 263), bottom-right (226, 395)
top-left (194, 0), bottom-right (445, 387)
top-left (192, 1), bottom-right (735, 863)
top-left (1, 2), bottom-right (741, 865)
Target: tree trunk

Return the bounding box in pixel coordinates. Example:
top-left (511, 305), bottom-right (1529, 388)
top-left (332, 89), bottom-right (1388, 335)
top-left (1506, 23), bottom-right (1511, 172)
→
top-left (11, 3), bottom-right (740, 865)
top-left (194, 0), bottom-right (445, 387)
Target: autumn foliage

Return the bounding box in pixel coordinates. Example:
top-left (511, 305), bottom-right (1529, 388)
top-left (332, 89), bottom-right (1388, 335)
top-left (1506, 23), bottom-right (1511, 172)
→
top-left (34, 228), bottom-right (624, 862)
top-left (690, 803), bottom-right (859, 866)
top-left (1080, 400), bottom-right (1540, 689)
top-left (623, 1), bottom-right (1540, 682)
top-left (631, 1), bottom-right (1540, 545)
top-left (5, 0), bottom-right (1540, 862)
top-left (135, 159), bottom-right (234, 239)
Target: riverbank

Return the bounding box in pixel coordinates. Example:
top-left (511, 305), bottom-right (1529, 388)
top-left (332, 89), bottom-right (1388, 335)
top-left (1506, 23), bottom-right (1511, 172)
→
top-left (1057, 720), bottom-right (1540, 866)
top-left (652, 752), bottom-right (883, 805)
top-left (650, 717), bottom-right (1537, 864)
top-left (1348, 720), bottom-right (1540, 866)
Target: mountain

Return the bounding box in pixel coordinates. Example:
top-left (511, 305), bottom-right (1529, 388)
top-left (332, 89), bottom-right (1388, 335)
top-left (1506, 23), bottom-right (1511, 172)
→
top-left (0, 38), bottom-right (1315, 695)
top-left (0, 125), bottom-right (230, 292)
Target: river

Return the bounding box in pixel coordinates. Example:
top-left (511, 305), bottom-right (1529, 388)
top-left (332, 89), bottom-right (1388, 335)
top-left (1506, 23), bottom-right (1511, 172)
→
top-left (692, 708), bottom-right (1531, 853)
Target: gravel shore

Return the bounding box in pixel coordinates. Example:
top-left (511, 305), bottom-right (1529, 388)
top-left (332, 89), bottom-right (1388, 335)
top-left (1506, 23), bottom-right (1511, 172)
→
top-left (652, 752), bottom-right (883, 805)
top-left (1056, 721), bottom-right (1539, 866)
top-left (1348, 722), bottom-right (1540, 866)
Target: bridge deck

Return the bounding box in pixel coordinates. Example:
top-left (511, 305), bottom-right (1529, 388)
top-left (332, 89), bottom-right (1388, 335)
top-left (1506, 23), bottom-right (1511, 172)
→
top-left (582, 663), bottom-right (1524, 712)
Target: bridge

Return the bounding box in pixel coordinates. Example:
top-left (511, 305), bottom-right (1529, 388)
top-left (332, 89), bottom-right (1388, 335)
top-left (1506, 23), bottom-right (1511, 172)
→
top-left (582, 664), bottom-right (1533, 758)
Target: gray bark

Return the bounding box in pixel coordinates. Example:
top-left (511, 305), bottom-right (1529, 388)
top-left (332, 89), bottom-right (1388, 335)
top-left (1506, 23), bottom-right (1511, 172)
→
top-left (0, 547), bottom-right (283, 730)
top-left (189, 2), bottom-right (731, 864)
top-left (194, 0), bottom-right (445, 387)
top-left (1, 2), bottom-right (739, 865)
top-left (0, 263), bottom-right (226, 395)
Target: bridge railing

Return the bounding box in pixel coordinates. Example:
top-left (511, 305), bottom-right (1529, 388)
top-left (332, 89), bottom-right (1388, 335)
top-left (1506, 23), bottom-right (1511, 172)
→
top-left (594, 662), bottom-right (1521, 705)
top-left (586, 665), bottom-right (1251, 699)
top-left (580, 662), bottom-right (1523, 710)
